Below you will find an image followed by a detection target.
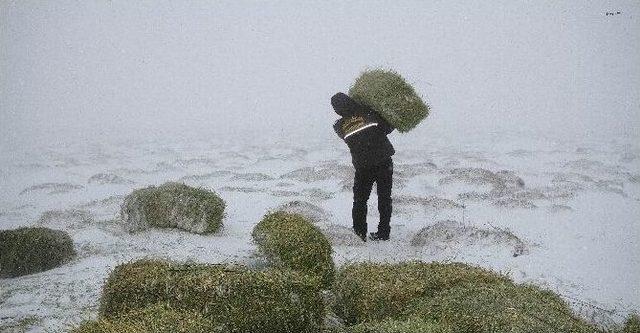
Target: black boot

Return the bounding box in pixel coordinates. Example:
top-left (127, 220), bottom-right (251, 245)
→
top-left (368, 231), bottom-right (389, 241)
top-left (353, 228), bottom-right (367, 242)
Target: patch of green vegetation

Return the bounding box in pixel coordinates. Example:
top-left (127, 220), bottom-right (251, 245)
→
top-left (349, 318), bottom-right (452, 333)
top-left (0, 227), bottom-right (76, 278)
top-left (0, 316), bottom-right (40, 332)
top-left (121, 182), bottom-right (225, 234)
top-left (348, 69), bottom-right (429, 133)
top-left (99, 259), bottom-right (324, 333)
top-left (332, 261), bottom-right (510, 325)
top-left (252, 211), bottom-right (335, 288)
top-left (623, 314), bottom-right (640, 333)
top-left (408, 282), bottom-right (598, 332)
top-left (72, 303), bottom-right (216, 333)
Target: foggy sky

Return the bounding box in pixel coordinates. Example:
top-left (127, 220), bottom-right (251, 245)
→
top-left (1, 0), bottom-right (639, 149)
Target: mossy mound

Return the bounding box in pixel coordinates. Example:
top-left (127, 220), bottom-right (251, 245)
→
top-left (623, 314), bottom-right (640, 333)
top-left (348, 69), bottom-right (429, 133)
top-left (99, 259), bottom-right (323, 333)
top-left (332, 261), bottom-right (510, 325)
top-left (0, 227), bottom-right (76, 278)
top-left (252, 211), bottom-right (335, 288)
top-left (72, 303), bottom-right (215, 333)
top-left (408, 282), bottom-right (597, 333)
top-left (349, 318), bottom-right (452, 333)
top-left (120, 182), bottom-right (225, 234)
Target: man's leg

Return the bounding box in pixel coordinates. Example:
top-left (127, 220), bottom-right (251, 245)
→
top-left (375, 158), bottom-right (393, 237)
top-left (352, 167), bottom-right (375, 239)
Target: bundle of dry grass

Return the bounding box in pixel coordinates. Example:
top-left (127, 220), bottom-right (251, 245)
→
top-left (334, 261), bottom-right (598, 332)
top-left (121, 182), bottom-right (225, 234)
top-left (348, 69), bottom-right (429, 133)
top-left (623, 314), bottom-right (640, 333)
top-left (408, 282), bottom-right (597, 332)
top-left (71, 303), bottom-right (214, 333)
top-left (0, 227), bottom-right (75, 278)
top-left (97, 259), bottom-right (324, 333)
top-left (349, 318), bottom-right (452, 333)
top-left (332, 261), bottom-right (508, 325)
top-left (252, 211), bottom-right (335, 288)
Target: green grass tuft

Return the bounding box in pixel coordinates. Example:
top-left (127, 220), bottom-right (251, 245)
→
top-left (0, 227), bottom-right (76, 278)
top-left (349, 318), bottom-right (452, 333)
top-left (71, 303), bottom-right (216, 333)
top-left (623, 314), bottom-right (640, 333)
top-left (121, 182), bottom-right (225, 234)
top-left (348, 69), bottom-right (429, 133)
top-left (332, 261), bottom-right (510, 325)
top-left (252, 211), bottom-right (336, 289)
top-left (98, 259), bottom-right (324, 333)
top-left (408, 282), bottom-right (598, 333)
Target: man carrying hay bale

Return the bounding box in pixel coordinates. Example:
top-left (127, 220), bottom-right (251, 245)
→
top-left (331, 70), bottom-right (429, 242)
top-left (332, 92), bottom-right (395, 242)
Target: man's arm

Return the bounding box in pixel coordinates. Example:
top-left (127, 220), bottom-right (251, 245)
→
top-left (333, 118), bottom-right (345, 140)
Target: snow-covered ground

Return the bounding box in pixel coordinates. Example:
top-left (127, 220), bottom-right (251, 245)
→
top-left (0, 131), bottom-right (638, 332)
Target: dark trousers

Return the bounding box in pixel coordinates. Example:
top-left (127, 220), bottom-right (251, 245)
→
top-left (352, 157), bottom-right (393, 236)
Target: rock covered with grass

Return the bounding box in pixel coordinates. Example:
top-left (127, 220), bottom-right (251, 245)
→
top-left (72, 303), bottom-right (214, 333)
top-left (332, 261), bottom-right (510, 325)
top-left (348, 69), bottom-right (429, 133)
top-left (252, 211), bottom-right (336, 288)
top-left (98, 259), bottom-right (324, 333)
top-left (0, 227), bottom-right (76, 278)
top-left (120, 182), bottom-right (225, 234)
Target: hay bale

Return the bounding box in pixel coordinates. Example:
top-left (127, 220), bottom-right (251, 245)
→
top-left (408, 282), bottom-right (597, 333)
top-left (623, 314), bottom-right (640, 333)
top-left (252, 211), bottom-right (335, 288)
top-left (120, 182), bottom-right (225, 234)
top-left (72, 303), bottom-right (215, 333)
top-left (99, 259), bottom-right (324, 333)
top-left (0, 227), bottom-right (76, 278)
top-left (350, 318), bottom-right (452, 333)
top-left (348, 69), bottom-right (429, 133)
top-left (332, 261), bottom-right (509, 325)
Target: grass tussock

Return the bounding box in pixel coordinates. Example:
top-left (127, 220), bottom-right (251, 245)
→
top-left (349, 318), bottom-right (452, 333)
top-left (0, 227), bottom-right (75, 278)
top-left (71, 303), bottom-right (215, 333)
top-left (121, 182), bottom-right (225, 234)
top-left (98, 259), bottom-right (324, 333)
top-left (623, 314), bottom-right (640, 333)
top-left (332, 261), bottom-right (510, 325)
top-left (252, 211), bottom-right (335, 288)
top-left (408, 282), bottom-right (598, 333)
top-left (348, 69), bottom-right (429, 133)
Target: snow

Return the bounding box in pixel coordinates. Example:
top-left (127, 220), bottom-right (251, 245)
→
top-left (0, 132), bottom-right (638, 331)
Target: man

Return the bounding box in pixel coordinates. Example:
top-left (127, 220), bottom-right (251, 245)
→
top-left (331, 92), bottom-right (395, 242)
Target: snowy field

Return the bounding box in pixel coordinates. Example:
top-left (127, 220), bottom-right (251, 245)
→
top-left (2, 0), bottom-right (639, 331)
top-left (0, 131), bottom-right (638, 332)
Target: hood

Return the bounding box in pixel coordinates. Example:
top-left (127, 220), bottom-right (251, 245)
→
top-left (331, 92), bottom-right (360, 117)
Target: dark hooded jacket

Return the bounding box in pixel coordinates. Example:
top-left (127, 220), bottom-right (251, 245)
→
top-left (332, 92), bottom-right (395, 168)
